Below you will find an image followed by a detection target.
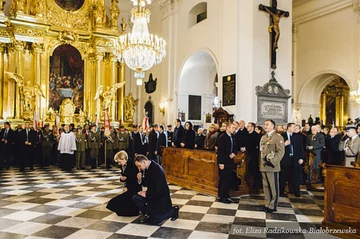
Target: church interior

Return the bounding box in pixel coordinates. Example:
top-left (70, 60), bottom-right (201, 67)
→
top-left (0, 0), bottom-right (359, 238)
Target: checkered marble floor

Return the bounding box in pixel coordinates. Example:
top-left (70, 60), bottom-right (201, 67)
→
top-left (0, 167), bottom-right (340, 239)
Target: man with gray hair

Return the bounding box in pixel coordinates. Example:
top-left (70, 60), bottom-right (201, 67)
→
top-left (306, 126), bottom-right (325, 183)
top-left (339, 124), bottom-right (360, 167)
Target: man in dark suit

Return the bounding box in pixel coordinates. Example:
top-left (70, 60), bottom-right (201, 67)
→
top-left (166, 125), bottom-right (173, 147)
top-left (280, 123), bottom-right (305, 197)
top-left (0, 122), bottom-right (14, 170)
top-left (172, 119), bottom-right (184, 147)
top-left (217, 121), bottom-right (237, 204)
top-left (234, 120), bottom-right (248, 151)
top-left (244, 122), bottom-right (261, 188)
top-left (148, 124), bottom-right (158, 160)
top-left (326, 127), bottom-right (341, 165)
top-left (306, 126), bottom-right (325, 183)
top-left (155, 125), bottom-right (166, 164)
top-left (133, 125), bottom-right (148, 155)
top-left (19, 122), bottom-right (38, 172)
top-left (133, 155), bottom-right (179, 225)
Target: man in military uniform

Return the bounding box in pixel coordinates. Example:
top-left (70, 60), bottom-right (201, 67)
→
top-left (259, 119), bottom-right (285, 213)
top-left (88, 125), bottom-right (101, 169)
top-left (40, 124), bottom-right (54, 167)
top-left (104, 127), bottom-right (116, 169)
top-left (75, 126), bottom-right (87, 170)
top-left (339, 124), bottom-right (360, 167)
top-left (306, 126), bottom-right (325, 183)
top-left (116, 126), bottom-right (129, 152)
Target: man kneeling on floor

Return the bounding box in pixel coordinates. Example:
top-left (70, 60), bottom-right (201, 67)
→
top-left (133, 154), bottom-right (179, 225)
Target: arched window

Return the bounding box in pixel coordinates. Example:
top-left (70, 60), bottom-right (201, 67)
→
top-left (188, 2), bottom-right (207, 28)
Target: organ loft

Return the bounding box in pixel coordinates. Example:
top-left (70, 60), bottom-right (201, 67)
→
top-left (0, 0), bottom-right (134, 126)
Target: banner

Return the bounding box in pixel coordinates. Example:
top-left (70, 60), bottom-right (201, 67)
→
top-left (104, 109), bottom-right (111, 137)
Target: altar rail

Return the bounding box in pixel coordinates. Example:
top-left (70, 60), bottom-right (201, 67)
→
top-left (162, 147), bottom-right (251, 197)
top-left (323, 165), bottom-right (360, 239)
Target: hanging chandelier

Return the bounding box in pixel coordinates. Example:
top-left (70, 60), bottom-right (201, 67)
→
top-left (117, 0), bottom-right (166, 85)
top-left (350, 78), bottom-right (360, 104)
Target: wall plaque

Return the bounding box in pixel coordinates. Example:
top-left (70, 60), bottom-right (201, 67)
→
top-left (188, 95), bottom-right (201, 120)
top-left (255, 72), bottom-right (291, 125)
top-left (222, 74), bottom-right (236, 106)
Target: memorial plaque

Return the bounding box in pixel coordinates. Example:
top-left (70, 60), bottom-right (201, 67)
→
top-left (222, 74), bottom-right (236, 106)
top-left (255, 72), bottom-right (291, 125)
top-left (189, 95), bottom-right (201, 120)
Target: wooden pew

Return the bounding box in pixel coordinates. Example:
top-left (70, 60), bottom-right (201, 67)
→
top-left (162, 147), bottom-right (252, 197)
top-left (323, 165), bottom-right (360, 239)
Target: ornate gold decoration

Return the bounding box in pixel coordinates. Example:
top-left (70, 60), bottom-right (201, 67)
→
top-left (94, 82), bottom-right (126, 118)
top-left (32, 0), bottom-right (44, 17)
top-left (59, 98), bottom-right (76, 125)
top-left (58, 30), bottom-right (78, 44)
top-left (77, 109), bottom-right (88, 125)
top-left (0, 28), bottom-right (10, 38)
top-left (93, 0), bottom-right (106, 27)
top-left (120, 17), bottom-right (127, 34)
top-left (0, 1), bottom-right (6, 11)
top-left (9, 0), bottom-right (27, 16)
top-left (95, 39), bottom-right (114, 48)
top-left (124, 93), bottom-right (138, 122)
top-left (14, 28), bottom-right (45, 38)
top-left (31, 43), bottom-right (44, 53)
top-left (5, 71), bottom-right (45, 120)
top-left (45, 107), bottom-right (56, 121)
top-left (110, 0), bottom-right (120, 28)
top-left (47, 5), bottom-right (90, 30)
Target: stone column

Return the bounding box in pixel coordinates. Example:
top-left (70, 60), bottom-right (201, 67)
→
top-left (110, 56), bottom-right (117, 121)
top-left (320, 92), bottom-right (326, 125)
top-left (118, 61), bottom-right (125, 122)
top-left (32, 43), bottom-right (44, 118)
top-left (339, 93), bottom-right (344, 127)
top-left (0, 43), bottom-right (5, 119)
top-left (95, 52), bottom-right (104, 118)
top-left (15, 41), bottom-right (26, 119)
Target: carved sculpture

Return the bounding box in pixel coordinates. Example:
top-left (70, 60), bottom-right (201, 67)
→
top-left (110, 0), bottom-right (120, 28)
top-left (94, 82), bottom-right (126, 118)
top-left (124, 93), bottom-right (138, 122)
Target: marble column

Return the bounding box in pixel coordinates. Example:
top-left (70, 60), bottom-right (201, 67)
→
top-left (110, 56), bottom-right (117, 121)
top-left (320, 92), bottom-right (326, 125)
top-left (0, 43), bottom-right (5, 119)
top-left (95, 52), bottom-right (104, 118)
top-left (32, 43), bottom-right (44, 118)
top-left (118, 61), bottom-right (125, 122)
top-left (15, 41), bottom-right (26, 119)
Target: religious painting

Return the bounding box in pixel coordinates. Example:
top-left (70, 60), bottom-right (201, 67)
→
top-left (55, 0), bottom-right (85, 11)
top-left (188, 95), bottom-right (201, 120)
top-left (205, 113), bottom-right (211, 123)
top-left (222, 74), bottom-right (236, 106)
top-left (49, 44), bottom-right (84, 114)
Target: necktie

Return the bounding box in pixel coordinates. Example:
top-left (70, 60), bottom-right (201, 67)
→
top-left (4, 129), bottom-right (8, 140)
top-left (229, 135), bottom-right (233, 152)
top-left (289, 134), bottom-right (293, 156)
top-left (26, 130), bottom-right (29, 142)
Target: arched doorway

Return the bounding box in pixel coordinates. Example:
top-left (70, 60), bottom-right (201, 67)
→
top-left (144, 99), bottom-right (154, 126)
top-left (177, 51), bottom-right (218, 126)
top-left (49, 45), bottom-right (84, 113)
top-left (320, 78), bottom-right (349, 127)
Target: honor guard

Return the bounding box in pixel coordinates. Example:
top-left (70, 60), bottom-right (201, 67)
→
top-left (75, 126), bottom-right (87, 170)
top-left (104, 127), bottom-right (116, 169)
top-left (41, 124), bottom-right (54, 167)
top-left (87, 125), bottom-right (101, 169)
top-left (259, 119), bottom-right (285, 213)
top-left (116, 126), bottom-right (129, 151)
top-left (339, 124), bottom-right (360, 167)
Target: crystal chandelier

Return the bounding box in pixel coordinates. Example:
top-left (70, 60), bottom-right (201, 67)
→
top-left (117, 0), bottom-right (166, 85)
top-left (350, 78), bottom-right (360, 104)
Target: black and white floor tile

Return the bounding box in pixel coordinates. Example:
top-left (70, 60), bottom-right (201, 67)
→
top-left (0, 167), bottom-right (340, 239)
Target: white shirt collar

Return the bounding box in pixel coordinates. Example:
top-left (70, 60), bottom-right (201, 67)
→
top-left (267, 130), bottom-right (275, 136)
top-left (352, 135), bottom-right (358, 140)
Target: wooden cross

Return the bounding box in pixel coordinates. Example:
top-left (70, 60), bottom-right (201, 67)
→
top-left (259, 0), bottom-right (289, 69)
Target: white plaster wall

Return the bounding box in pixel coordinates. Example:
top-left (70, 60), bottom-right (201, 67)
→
top-left (293, 0), bottom-right (360, 121)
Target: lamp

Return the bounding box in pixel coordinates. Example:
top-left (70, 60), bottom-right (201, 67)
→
top-left (159, 101), bottom-right (166, 115)
top-left (350, 78), bottom-right (360, 104)
top-left (116, 0), bottom-right (166, 84)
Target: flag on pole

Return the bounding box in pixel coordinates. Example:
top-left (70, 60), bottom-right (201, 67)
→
top-left (104, 109), bottom-right (111, 137)
top-left (143, 115), bottom-right (149, 131)
top-left (41, 110), bottom-right (44, 128)
top-left (33, 110), bottom-right (38, 130)
top-left (94, 114), bottom-right (99, 130)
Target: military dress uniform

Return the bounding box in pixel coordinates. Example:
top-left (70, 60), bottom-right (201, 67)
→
top-left (87, 131), bottom-right (101, 169)
top-left (41, 128), bottom-right (54, 166)
top-left (116, 131), bottom-right (129, 151)
top-left (259, 131), bottom-right (285, 212)
top-left (104, 132), bottom-right (116, 169)
top-left (339, 135), bottom-right (360, 167)
top-left (75, 132), bottom-right (87, 169)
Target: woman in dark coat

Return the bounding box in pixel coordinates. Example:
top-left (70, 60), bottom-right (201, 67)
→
top-left (107, 151), bottom-right (142, 216)
top-left (180, 121), bottom-right (196, 149)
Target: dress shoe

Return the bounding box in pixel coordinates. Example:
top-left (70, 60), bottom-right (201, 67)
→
top-left (265, 208), bottom-right (277, 213)
top-left (139, 214), bottom-right (150, 223)
top-left (219, 197), bottom-right (231, 204)
top-left (171, 206), bottom-right (179, 221)
top-left (261, 206), bottom-right (269, 212)
top-left (294, 193), bottom-right (301, 197)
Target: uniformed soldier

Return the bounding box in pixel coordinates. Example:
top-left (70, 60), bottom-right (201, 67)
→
top-left (87, 125), bottom-right (101, 169)
top-left (259, 119), bottom-right (285, 213)
top-left (75, 126), bottom-right (87, 170)
top-left (40, 124), bottom-right (54, 167)
top-left (116, 126), bottom-right (129, 151)
top-left (104, 127), bottom-right (116, 169)
top-left (339, 124), bottom-right (360, 167)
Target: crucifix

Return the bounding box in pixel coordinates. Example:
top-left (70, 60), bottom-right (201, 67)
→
top-left (259, 0), bottom-right (289, 69)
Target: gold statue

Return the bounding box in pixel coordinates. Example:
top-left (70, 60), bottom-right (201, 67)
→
top-left (94, 82), bottom-right (126, 116)
top-left (120, 17), bottom-right (127, 34)
top-left (32, 0), bottom-right (44, 17)
top-left (93, 0), bottom-right (106, 27)
top-left (6, 71), bottom-right (45, 120)
top-left (45, 107), bottom-right (56, 122)
top-left (263, 7), bottom-right (288, 51)
top-left (77, 109), bottom-right (87, 124)
top-left (10, 0), bottom-right (27, 14)
top-left (110, 0), bottom-right (120, 28)
top-left (124, 93), bottom-right (138, 122)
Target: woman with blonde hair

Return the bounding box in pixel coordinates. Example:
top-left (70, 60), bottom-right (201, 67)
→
top-left (106, 151), bottom-right (141, 216)
top-left (204, 124), bottom-right (219, 151)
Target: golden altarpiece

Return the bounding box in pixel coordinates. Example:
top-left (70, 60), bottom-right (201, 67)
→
top-left (0, 0), bottom-right (128, 126)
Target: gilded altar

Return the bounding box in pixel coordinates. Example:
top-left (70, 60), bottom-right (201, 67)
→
top-left (0, 0), bottom-right (126, 124)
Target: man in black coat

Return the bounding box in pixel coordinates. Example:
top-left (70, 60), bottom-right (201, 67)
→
top-left (325, 127), bottom-right (341, 165)
top-left (243, 122), bottom-right (261, 188)
top-left (194, 128), bottom-right (205, 150)
top-left (18, 122), bottom-right (38, 172)
top-left (155, 125), bottom-right (166, 164)
top-left (280, 123), bottom-right (305, 197)
top-left (172, 119), bottom-right (184, 147)
top-left (133, 125), bottom-right (148, 155)
top-left (234, 120), bottom-right (248, 151)
top-left (217, 122), bottom-right (237, 204)
top-left (148, 124), bottom-right (158, 160)
top-left (166, 125), bottom-right (173, 147)
top-left (0, 122), bottom-right (14, 170)
top-left (133, 155), bottom-right (179, 225)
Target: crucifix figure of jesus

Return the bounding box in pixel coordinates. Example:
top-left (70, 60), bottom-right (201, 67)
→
top-left (259, 0), bottom-right (289, 69)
